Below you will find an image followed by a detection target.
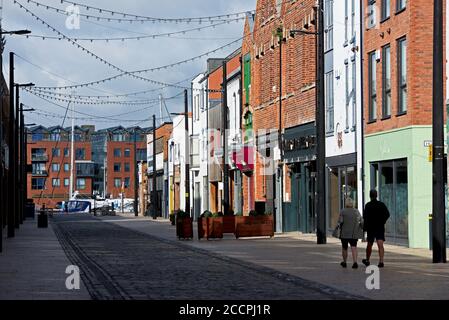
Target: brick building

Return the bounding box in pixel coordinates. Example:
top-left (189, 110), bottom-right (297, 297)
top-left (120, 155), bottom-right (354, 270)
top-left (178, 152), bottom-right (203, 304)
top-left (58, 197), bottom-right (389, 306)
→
top-left (27, 125), bottom-right (94, 208)
top-left (363, 0), bottom-right (447, 247)
top-left (202, 51), bottom-right (243, 215)
top-left (168, 115), bottom-right (192, 214)
top-left (104, 126), bottom-right (151, 199)
top-left (241, 0), bottom-right (318, 233)
top-left (148, 122), bottom-right (173, 218)
top-left (207, 59), bottom-right (225, 213)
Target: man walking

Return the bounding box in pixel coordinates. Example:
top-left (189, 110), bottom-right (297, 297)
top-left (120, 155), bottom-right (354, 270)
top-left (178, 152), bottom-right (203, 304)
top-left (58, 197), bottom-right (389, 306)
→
top-left (362, 189), bottom-right (390, 268)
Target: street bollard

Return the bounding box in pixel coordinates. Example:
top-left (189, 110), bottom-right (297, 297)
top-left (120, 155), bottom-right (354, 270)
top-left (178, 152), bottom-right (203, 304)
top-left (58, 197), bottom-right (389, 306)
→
top-left (429, 214), bottom-right (432, 250)
top-left (38, 204), bottom-right (48, 228)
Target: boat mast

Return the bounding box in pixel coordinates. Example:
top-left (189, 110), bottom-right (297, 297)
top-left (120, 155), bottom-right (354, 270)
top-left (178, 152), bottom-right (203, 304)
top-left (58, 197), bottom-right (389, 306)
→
top-left (69, 99), bottom-right (75, 200)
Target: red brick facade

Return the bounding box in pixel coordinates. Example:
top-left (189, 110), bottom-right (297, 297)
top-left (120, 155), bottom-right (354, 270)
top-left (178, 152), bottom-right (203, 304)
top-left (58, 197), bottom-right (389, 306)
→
top-left (106, 140), bottom-right (147, 199)
top-left (27, 140), bottom-right (93, 208)
top-left (156, 123), bottom-right (173, 162)
top-left (364, 0), bottom-right (446, 134)
top-left (241, 0), bottom-right (317, 213)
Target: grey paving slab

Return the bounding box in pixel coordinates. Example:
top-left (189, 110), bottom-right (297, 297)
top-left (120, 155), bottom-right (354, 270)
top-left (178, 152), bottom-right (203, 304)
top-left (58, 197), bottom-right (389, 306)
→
top-left (0, 219), bottom-right (91, 300)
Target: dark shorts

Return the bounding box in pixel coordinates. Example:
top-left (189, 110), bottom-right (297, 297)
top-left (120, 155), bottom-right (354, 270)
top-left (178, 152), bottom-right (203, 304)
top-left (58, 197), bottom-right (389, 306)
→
top-left (366, 230), bottom-right (386, 243)
top-left (341, 239), bottom-right (358, 250)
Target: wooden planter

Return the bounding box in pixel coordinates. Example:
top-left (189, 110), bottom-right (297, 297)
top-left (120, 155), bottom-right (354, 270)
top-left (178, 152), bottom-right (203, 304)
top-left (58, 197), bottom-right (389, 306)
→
top-left (222, 215), bottom-right (236, 234)
top-left (176, 217), bottom-right (193, 240)
top-left (198, 217), bottom-right (223, 240)
top-left (235, 215), bottom-right (274, 239)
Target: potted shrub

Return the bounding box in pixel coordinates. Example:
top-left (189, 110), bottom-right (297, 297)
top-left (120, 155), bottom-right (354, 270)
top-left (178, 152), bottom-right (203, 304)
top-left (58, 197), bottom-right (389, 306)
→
top-left (235, 211), bottom-right (274, 239)
top-left (198, 211), bottom-right (223, 240)
top-left (176, 210), bottom-right (193, 240)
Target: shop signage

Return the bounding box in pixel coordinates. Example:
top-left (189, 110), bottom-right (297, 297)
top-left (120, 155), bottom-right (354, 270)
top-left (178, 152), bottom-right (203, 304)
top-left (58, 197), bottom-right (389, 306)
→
top-left (284, 135), bottom-right (316, 151)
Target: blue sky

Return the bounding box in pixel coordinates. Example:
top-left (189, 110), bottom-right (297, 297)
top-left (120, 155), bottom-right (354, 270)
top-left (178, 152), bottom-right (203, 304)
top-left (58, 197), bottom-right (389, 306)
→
top-left (2, 0), bottom-right (255, 129)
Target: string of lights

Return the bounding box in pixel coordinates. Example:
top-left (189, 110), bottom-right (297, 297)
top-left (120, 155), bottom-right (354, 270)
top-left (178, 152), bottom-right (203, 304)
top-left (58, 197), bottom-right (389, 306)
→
top-left (34, 0), bottom-right (255, 24)
top-left (25, 88), bottom-right (167, 106)
top-left (24, 91), bottom-right (184, 119)
top-left (15, 0), bottom-right (223, 93)
top-left (29, 109), bottom-right (161, 123)
top-left (14, 53), bottom-right (192, 98)
top-left (25, 87), bottom-right (184, 102)
top-left (29, 36), bottom-right (242, 92)
top-left (70, 14), bottom-right (241, 41)
top-left (24, 17), bottom-right (246, 42)
top-left (22, 97), bottom-right (160, 123)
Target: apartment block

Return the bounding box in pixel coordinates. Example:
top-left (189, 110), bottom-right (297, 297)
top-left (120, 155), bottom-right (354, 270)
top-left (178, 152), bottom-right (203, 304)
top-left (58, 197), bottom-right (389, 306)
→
top-left (26, 125), bottom-right (94, 208)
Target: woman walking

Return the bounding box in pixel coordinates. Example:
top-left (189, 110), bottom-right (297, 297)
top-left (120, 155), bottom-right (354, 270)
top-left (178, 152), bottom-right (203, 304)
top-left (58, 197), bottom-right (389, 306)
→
top-left (338, 198), bottom-right (364, 269)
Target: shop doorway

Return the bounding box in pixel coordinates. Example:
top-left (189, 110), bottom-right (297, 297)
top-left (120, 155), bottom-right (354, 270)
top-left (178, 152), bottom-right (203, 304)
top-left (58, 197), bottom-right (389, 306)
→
top-left (370, 159), bottom-right (409, 245)
top-left (284, 162), bottom-right (316, 233)
top-left (328, 165), bottom-right (358, 231)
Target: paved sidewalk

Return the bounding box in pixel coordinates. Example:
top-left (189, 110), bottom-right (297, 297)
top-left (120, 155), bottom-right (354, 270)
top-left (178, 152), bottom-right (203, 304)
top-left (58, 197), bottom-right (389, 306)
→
top-left (100, 215), bottom-right (449, 300)
top-left (0, 219), bottom-right (91, 300)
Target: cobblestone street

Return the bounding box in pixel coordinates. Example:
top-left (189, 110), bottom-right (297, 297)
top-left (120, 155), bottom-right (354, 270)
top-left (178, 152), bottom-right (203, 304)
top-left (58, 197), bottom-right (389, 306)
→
top-left (51, 214), bottom-right (360, 300)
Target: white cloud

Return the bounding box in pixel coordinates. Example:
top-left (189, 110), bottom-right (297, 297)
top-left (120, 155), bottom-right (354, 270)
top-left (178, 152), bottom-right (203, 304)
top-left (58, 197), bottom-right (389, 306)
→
top-left (2, 0), bottom-right (255, 129)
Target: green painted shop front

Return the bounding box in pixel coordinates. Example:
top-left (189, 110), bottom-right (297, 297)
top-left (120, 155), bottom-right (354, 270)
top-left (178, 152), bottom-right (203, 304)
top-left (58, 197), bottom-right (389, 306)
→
top-left (282, 122), bottom-right (317, 233)
top-left (283, 162), bottom-right (316, 233)
top-left (365, 126), bottom-right (448, 248)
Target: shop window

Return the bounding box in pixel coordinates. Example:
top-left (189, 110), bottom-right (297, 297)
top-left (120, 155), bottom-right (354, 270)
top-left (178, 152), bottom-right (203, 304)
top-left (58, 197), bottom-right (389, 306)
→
top-left (370, 159), bottom-right (408, 242)
top-left (328, 166), bottom-right (358, 231)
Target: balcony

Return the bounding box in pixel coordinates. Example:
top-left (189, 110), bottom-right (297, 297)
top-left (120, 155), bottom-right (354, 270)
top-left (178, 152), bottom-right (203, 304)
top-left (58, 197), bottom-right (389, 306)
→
top-left (76, 162), bottom-right (95, 178)
top-left (31, 154), bottom-right (48, 162)
top-left (32, 170), bottom-right (48, 177)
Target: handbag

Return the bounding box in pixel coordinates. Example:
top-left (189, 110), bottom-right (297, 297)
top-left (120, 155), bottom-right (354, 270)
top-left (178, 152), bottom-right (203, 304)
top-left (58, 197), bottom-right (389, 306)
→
top-left (332, 222), bottom-right (342, 238)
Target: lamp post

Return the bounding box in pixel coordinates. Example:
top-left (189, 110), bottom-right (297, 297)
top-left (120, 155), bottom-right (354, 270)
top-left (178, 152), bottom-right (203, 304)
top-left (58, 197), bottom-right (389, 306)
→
top-left (171, 91), bottom-right (191, 217)
top-left (7, 52), bottom-right (15, 237)
top-left (0, 28), bottom-right (31, 249)
top-left (432, 0), bottom-right (447, 263)
top-left (222, 60), bottom-right (230, 215)
top-left (171, 141), bottom-right (176, 215)
top-left (276, 26), bottom-right (284, 232)
top-left (152, 114), bottom-right (157, 219)
top-left (289, 1), bottom-right (325, 244)
top-left (133, 129), bottom-right (138, 217)
top-left (15, 83), bottom-right (34, 226)
top-left (23, 122), bottom-right (35, 221)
